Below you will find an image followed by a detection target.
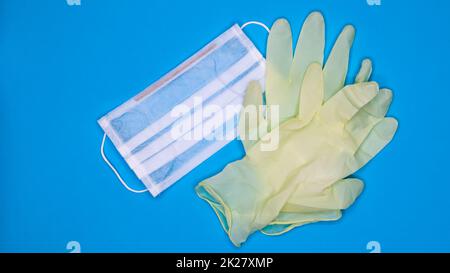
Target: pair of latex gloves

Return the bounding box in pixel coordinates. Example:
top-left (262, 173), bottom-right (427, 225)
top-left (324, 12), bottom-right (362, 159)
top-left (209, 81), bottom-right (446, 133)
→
top-left (196, 12), bottom-right (398, 247)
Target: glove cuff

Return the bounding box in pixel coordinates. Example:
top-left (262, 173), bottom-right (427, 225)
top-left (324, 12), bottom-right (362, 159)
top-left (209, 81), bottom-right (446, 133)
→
top-left (196, 184), bottom-right (232, 235)
top-left (195, 179), bottom-right (260, 247)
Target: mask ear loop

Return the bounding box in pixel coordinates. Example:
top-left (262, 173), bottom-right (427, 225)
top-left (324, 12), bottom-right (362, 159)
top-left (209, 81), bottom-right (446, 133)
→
top-left (101, 133), bottom-right (148, 193)
top-left (240, 21), bottom-right (270, 32)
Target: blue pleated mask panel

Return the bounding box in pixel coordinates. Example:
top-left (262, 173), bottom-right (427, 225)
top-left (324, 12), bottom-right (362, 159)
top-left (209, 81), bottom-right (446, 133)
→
top-left (98, 25), bottom-right (265, 196)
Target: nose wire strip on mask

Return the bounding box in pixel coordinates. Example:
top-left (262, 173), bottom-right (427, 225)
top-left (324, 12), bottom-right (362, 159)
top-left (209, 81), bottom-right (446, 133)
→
top-left (100, 21), bottom-right (269, 194)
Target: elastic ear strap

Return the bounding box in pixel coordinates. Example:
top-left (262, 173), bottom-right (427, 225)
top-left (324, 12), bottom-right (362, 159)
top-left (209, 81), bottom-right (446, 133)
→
top-left (240, 21), bottom-right (270, 33)
top-left (100, 133), bottom-right (148, 193)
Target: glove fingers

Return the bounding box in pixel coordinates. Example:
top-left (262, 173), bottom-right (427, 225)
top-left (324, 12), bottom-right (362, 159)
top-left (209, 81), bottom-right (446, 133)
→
top-left (352, 117), bottom-right (398, 171)
top-left (297, 63), bottom-right (324, 124)
top-left (242, 81), bottom-right (263, 108)
top-left (323, 25), bottom-right (355, 101)
top-left (239, 81), bottom-right (265, 151)
top-left (320, 82), bottom-right (379, 125)
top-left (362, 88), bottom-right (393, 118)
top-left (321, 178), bottom-right (364, 210)
top-left (266, 19), bottom-right (293, 110)
top-left (290, 12), bottom-right (325, 102)
top-left (261, 210), bottom-right (341, 236)
top-left (282, 178), bottom-right (364, 212)
top-left (346, 88), bottom-right (393, 146)
top-left (261, 178), bottom-right (363, 236)
top-left (355, 59), bottom-right (373, 83)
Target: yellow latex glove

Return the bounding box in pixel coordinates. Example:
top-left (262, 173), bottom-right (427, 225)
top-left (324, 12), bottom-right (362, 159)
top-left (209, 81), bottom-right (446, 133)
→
top-left (241, 12), bottom-right (361, 150)
top-left (196, 13), bottom-right (398, 247)
top-left (241, 13), bottom-right (395, 236)
top-left (196, 63), bottom-right (397, 246)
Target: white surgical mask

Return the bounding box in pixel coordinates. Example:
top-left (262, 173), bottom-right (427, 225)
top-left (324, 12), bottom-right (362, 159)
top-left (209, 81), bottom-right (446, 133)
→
top-left (99, 22), bottom-right (268, 196)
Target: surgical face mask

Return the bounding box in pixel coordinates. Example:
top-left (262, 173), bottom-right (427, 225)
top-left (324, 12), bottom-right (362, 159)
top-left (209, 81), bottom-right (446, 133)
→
top-left (99, 23), bottom-right (267, 197)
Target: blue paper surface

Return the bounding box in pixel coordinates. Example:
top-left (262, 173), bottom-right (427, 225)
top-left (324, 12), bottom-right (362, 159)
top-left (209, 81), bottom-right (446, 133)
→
top-left (0, 0), bottom-right (449, 252)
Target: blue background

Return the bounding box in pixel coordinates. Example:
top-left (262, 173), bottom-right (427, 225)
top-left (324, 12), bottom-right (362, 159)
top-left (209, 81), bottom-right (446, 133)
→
top-left (1, 0), bottom-right (449, 253)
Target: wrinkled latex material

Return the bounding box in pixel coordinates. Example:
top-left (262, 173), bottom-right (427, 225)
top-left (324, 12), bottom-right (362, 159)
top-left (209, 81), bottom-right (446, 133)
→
top-left (196, 12), bottom-right (397, 246)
